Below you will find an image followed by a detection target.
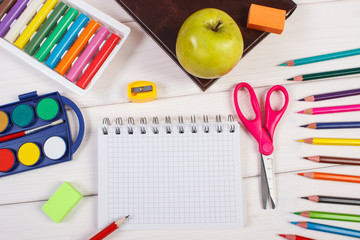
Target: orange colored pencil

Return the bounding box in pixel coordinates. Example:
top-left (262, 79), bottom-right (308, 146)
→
top-left (55, 20), bottom-right (100, 75)
top-left (298, 172), bottom-right (360, 184)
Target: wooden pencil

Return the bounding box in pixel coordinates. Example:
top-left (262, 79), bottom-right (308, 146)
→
top-left (302, 195), bottom-right (360, 206)
top-left (300, 122), bottom-right (360, 129)
top-left (298, 138), bottom-right (360, 146)
top-left (294, 211), bottom-right (360, 223)
top-left (291, 221), bottom-right (360, 238)
top-left (298, 104), bottom-right (360, 115)
top-left (298, 88), bottom-right (360, 102)
top-left (303, 155), bottom-right (360, 165)
top-left (279, 234), bottom-right (315, 240)
top-left (298, 172), bottom-right (360, 184)
top-left (287, 67), bottom-right (360, 81)
top-left (279, 48), bottom-right (360, 67)
top-left (90, 215), bottom-right (129, 240)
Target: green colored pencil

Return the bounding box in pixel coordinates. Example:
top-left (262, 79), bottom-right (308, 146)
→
top-left (294, 211), bottom-right (360, 223)
top-left (287, 67), bottom-right (360, 81)
top-left (279, 48), bottom-right (360, 66)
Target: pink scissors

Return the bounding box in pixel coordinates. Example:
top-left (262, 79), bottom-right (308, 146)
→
top-left (233, 82), bottom-right (289, 209)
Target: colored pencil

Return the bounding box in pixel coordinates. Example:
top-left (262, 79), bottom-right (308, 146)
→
top-left (76, 33), bottom-right (121, 89)
top-left (279, 234), bottom-right (315, 240)
top-left (89, 215), bottom-right (129, 240)
top-left (298, 172), bottom-right (360, 184)
top-left (287, 67), bottom-right (360, 82)
top-left (298, 104), bottom-right (360, 115)
top-left (300, 121), bottom-right (360, 129)
top-left (304, 155), bottom-right (360, 165)
top-left (299, 88), bottom-right (360, 102)
top-left (291, 221), bottom-right (360, 238)
top-left (280, 48), bottom-right (360, 67)
top-left (0, 119), bottom-right (63, 143)
top-left (298, 138), bottom-right (360, 146)
top-left (294, 211), bottom-right (360, 223)
top-left (302, 195), bottom-right (360, 206)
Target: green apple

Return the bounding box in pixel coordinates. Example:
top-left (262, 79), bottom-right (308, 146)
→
top-left (176, 8), bottom-right (244, 79)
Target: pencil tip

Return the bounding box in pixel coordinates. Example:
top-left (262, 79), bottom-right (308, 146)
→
top-left (278, 63), bottom-right (287, 66)
top-left (293, 212), bottom-right (301, 215)
top-left (301, 196), bottom-right (309, 200)
top-left (300, 124), bottom-right (307, 128)
top-left (287, 78), bottom-right (294, 81)
top-left (125, 215), bottom-right (130, 218)
top-left (278, 234), bottom-right (286, 238)
top-left (297, 139), bottom-right (304, 143)
top-left (298, 98), bottom-right (305, 101)
top-left (298, 173), bottom-right (304, 176)
top-left (297, 110), bottom-right (304, 114)
top-left (290, 221), bottom-right (299, 225)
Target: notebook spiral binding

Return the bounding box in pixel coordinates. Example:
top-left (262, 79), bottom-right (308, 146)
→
top-left (102, 115), bottom-right (236, 135)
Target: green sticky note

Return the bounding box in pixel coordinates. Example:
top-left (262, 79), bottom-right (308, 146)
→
top-left (42, 182), bottom-right (83, 223)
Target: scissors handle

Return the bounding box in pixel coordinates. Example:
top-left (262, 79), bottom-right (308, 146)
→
top-left (233, 82), bottom-right (273, 155)
top-left (265, 85), bottom-right (289, 140)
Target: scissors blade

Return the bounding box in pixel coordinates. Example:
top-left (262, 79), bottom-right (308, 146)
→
top-left (261, 154), bottom-right (276, 209)
top-left (260, 159), bottom-right (268, 209)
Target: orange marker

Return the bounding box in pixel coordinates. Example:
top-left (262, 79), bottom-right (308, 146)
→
top-left (247, 4), bottom-right (286, 34)
top-left (55, 20), bottom-right (100, 75)
top-left (298, 172), bottom-right (360, 184)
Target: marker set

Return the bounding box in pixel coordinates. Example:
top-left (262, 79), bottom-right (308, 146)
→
top-left (0, 91), bottom-right (84, 177)
top-left (0, 0), bottom-right (130, 95)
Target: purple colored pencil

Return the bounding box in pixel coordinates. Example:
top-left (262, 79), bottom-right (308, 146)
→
top-left (0, 0), bottom-right (30, 37)
top-left (299, 88), bottom-right (360, 102)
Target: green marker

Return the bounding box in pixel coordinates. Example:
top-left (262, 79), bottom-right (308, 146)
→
top-left (24, 2), bottom-right (69, 56)
top-left (294, 211), bottom-right (360, 223)
top-left (35, 7), bottom-right (79, 62)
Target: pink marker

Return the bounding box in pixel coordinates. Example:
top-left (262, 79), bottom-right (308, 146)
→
top-left (66, 27), bottom-right (109, 82)
top-left (298, 104), bottom-right (360, 115)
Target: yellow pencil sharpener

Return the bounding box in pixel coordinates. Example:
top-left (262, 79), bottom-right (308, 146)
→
top-left (127, 81), bottom-right (157, 103)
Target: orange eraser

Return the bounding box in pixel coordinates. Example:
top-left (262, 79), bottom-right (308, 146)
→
top-left (247, 4), bottom-right (286, 34)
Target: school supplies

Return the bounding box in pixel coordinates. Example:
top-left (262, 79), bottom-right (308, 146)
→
top-left (234, 82), bottom-right (288, 209)
top-left (0, 91), bottom-right (84, 177)
top-left (127, 81), bottom-right (157, 103)
top-left (42, 182), bottom-right (83, 223)
top-left (115, 0), bottom-right (296, 91)
top-left (288, 67), bottom-right (360, 81)
top-left (298, 104), bottom-right (360, 115)
top-left (299, 88), bottom-right (360, 102)
top-left (301, 121), bottom-right (360, 129)
top-left (302, 195), bottom-right (360, 206)
top-left (280, 48), bottom-right (360, 66)
top-left (247, 4), bottom-right (286, 34)
top-left (0, 0), bottom-right (130, 95)
top-left (298, 172), bottom-right (360, 184)
top-left (291, 221), bottom-right (360, 238)
top-left (304, 155), bottom-right (360, 165)
top-left (298, 137), bottom-right (360, 146)
top-left (0, 0), bottom-right (16, 19)
top-left (98, 116), bottom-right (245, 229)
top-left (90, 215), bottom-right (129, 240)
top-left (279, 234), bottom-right (315, 240)
top-left (294, 211), bottom-right (360, 223)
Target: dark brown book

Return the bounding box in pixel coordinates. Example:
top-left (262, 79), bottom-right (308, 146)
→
top-left (115, 0), bottom-right (297, 91)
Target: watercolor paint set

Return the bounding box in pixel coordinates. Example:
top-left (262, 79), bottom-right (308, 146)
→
top-left (0, 91), bottom-right (84, 177)
top-left (0, 0), bottom-right (130, 95)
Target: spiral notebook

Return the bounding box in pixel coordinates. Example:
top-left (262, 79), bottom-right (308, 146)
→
top-left (98, 115), bottom-right (244, 229)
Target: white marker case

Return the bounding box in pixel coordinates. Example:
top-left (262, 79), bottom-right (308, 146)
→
top-left (0, 0), bottom-right (130, 95)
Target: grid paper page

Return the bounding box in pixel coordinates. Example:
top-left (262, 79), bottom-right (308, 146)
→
top-left (98, 121), bottom-right (244, 229)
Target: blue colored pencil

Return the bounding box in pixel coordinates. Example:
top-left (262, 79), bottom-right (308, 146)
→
top-left (45, 13), bottom-right (90, 69)
top-left (291, 221), bottom-right (360, 238)
top-left (280, 48), bottom-right (360, 66)
top-left (301, 121), bottom-right (360, 129)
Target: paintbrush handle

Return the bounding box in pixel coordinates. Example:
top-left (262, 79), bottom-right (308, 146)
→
top-left (0, 131), bottom-right (25, 142)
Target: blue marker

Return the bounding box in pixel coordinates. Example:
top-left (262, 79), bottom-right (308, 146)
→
top-left (45, 13), bottom-right (89, 69)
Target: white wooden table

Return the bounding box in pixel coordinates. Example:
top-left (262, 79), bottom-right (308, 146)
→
top-left (1, 0), bottom-right (360, 239)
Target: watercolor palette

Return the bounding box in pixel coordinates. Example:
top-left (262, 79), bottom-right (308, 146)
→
top-left (0, 91), bottom-right (84, 177)
top-left (0, 0), bottom-right (130, 95)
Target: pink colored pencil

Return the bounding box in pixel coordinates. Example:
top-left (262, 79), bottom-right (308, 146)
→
top-left (298, 104), bottom-right (360, 115)
top-left (66, 27), bottom-right (109, 82)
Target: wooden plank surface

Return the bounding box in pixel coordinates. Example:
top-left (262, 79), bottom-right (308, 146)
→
top-left (1, 0), bottom-right (360, 239)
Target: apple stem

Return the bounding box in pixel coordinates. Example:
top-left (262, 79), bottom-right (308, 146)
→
top-left (214, 20), bottom-right (223, 32)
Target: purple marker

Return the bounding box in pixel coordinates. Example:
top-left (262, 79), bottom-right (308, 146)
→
top-left (0, 0), bottom-right (30, 37)
top-left (66, 26), bottom-right (109, 82)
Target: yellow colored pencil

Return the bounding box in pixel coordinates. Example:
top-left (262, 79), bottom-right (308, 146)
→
top-left (298, 138), bottom-right (360, 146)
top-left (14, 0), bottom-right (58, 49)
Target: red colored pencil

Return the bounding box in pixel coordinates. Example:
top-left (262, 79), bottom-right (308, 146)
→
top-left (279, 234), bottom-right (315, 240)
top-left (90, 215), bottom-right (129, 240)
top-left (298, 172), bottom-right (360, 184)
top-left (76, 33), bottom-right (121, 89)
